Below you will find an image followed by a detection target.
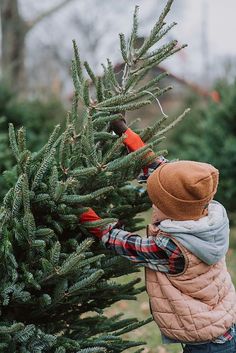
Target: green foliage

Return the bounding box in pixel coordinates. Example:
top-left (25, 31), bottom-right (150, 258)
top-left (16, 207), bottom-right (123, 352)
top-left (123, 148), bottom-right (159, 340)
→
top-left (0, 1), bottom-right (188, 352)
top-left (168, 80), bottom-right (236, 213)
top-left (0, 87), bottom-right (65, 202)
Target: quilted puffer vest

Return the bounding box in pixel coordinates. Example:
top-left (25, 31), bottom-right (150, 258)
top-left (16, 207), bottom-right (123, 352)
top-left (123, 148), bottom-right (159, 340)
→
top-left (145, 228), bottom-right (236, 343)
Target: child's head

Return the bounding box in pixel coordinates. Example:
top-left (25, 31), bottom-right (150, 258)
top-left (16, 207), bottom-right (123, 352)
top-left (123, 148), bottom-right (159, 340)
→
top-left (147, 161), bottom-right (219, 221)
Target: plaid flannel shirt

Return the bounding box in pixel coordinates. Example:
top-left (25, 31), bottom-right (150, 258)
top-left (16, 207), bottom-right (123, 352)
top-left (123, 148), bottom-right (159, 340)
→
top-left (101, 227), bottom-right (185, 274)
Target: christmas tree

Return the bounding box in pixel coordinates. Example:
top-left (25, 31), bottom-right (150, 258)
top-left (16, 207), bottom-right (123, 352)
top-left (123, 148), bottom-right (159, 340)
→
top-left (0, 1), bottom-right (189, 352)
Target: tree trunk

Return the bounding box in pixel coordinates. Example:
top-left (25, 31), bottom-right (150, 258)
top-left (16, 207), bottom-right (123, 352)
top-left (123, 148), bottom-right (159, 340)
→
top-left (0, 0), bottom-right (27, 92)
top-left (0, 0), bottom-right (76, 93)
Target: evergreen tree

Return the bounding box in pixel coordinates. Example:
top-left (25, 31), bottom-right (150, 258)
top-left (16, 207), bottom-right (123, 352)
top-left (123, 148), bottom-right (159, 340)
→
top-left (168, 79), bottom-right (236, 214)
top-left (0, 85), bottom-right (65, 201)
top-left (0, 1), bottom-right (189, 352)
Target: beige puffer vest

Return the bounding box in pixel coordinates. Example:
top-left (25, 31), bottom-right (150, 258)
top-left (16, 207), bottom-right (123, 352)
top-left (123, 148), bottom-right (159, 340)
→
top-left (145, 226), bottom-right (236, 343)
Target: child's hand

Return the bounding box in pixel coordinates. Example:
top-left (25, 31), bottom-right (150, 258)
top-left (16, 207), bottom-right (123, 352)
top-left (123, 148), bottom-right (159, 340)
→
top-left (111, 122), bottom-right (168, 182)
top-left (79, 208), bottom-right (111, 239)
top-left (123, 128), bottom-right (146, 152)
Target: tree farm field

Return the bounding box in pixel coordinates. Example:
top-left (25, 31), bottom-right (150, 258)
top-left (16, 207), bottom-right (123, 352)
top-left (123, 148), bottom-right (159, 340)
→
top-left (105, 209), bottom-right (236, 353)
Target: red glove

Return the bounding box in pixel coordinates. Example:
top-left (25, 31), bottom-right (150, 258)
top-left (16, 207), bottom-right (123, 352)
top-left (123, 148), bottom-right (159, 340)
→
top-left (79, 208), bottom-right (110, 239)
top-left (123, 128), bottom-right (162, 179)
top-left (123, 128), bottom-right (147, 152)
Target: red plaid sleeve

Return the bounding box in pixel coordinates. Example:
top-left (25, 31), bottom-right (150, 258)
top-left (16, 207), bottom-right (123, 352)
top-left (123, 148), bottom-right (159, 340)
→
top-left (101, 227), bottom-right (185, 274)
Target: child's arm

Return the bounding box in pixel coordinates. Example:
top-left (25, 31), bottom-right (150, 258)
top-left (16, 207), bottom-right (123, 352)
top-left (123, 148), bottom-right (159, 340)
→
top-left (79, 208), bottom-right (184, 274)
top-left (110, 119), bottom-right (168, 182)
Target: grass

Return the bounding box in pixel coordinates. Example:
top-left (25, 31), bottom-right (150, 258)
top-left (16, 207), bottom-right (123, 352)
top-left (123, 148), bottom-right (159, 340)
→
top-left (104, 210), bottom-right (236, 353)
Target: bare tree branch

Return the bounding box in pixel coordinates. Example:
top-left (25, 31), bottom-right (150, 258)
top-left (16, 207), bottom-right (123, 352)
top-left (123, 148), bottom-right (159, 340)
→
top-left (26, 0), bottom-right (77, 31)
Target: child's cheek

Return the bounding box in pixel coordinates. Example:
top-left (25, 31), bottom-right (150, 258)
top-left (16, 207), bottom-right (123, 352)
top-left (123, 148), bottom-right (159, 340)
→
top-left (151, 205), bottom-right (169, 223)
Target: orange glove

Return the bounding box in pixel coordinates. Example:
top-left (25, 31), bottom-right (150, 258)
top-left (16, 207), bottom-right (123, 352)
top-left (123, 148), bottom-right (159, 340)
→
top-left (123, 128), bottom-right (167, 181)
top-left (123, 128), bottom-right (147, 152)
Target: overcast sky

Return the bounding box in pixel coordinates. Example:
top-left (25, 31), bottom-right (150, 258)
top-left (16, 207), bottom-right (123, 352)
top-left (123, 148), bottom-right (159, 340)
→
top-left (169, 0), bottom-right (236, 81)
top-left (17, 0), bottom-right (236, 91)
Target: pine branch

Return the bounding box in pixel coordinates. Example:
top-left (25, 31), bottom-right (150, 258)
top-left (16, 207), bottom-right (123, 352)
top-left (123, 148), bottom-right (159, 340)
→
top-left (61, 186), bottom-right (114, 204)
top-left (135, 0), bottom-right (174, 59)
top-left (156, 108), bottom-right (191, 137)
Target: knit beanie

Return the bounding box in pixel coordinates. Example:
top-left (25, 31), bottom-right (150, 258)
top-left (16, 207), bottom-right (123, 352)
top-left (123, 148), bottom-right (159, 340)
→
top-left (147, 161), bottom-right (219, 221)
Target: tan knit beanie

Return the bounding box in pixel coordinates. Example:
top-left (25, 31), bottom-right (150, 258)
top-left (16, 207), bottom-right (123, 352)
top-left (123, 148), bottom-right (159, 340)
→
top-left (147, 161), bottom-right (219, 221)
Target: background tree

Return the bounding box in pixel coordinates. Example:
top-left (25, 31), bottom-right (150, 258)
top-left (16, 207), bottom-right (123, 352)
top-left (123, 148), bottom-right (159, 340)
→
top-left (168, 79), bottom-right (236, 216)
top-left (0, 85), bottom-right (65, 201)
top-left (0, 1), bottom-right (189, 352)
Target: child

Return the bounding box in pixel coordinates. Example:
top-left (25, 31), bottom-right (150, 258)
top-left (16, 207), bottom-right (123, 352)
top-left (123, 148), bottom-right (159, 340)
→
top-left (80, 120), bottom-right (236, 353)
